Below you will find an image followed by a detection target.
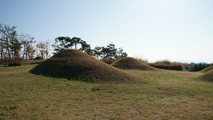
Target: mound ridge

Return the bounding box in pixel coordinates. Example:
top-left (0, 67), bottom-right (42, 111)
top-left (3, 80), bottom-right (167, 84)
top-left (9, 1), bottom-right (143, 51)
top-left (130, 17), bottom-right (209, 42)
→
top-left (199, 69), bottom-right (213, 82)
top-left (30, 49), bottom-right (142, 83)
top-left (111, 57), bottom-right (156, 70)
top-left (199, 66), bottom-right (213, 73)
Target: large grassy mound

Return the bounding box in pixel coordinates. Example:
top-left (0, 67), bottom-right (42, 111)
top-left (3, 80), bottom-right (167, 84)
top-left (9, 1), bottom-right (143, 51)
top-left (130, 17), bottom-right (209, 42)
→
top-left (111, 57), bottom-right (156, 70)
top-left (30, 49), bottom-right (142, 83)
top-left (199, 66), bottom-right (213, 73)
top-left (199, 69), bottom-right (213, 82)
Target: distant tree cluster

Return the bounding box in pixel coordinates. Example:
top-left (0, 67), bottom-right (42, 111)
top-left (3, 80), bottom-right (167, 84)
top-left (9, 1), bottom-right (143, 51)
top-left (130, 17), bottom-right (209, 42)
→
top-left (0, 23), bottom-right (52, 61)
top-left (0, 24), bottom-right (36, 61)
top-left (0, 23), bottom-right (127, 61)
top-left (92, 43), bottom-right (128, 60)
top-left (52, 36), bottom-right (128, 60)
top-left (191, 63), bottom-right (213, 71)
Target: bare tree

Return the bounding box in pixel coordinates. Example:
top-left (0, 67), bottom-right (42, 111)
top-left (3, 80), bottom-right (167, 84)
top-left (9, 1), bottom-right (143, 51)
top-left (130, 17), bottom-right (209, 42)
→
top-left (19, 33), bottom-right (36, 60)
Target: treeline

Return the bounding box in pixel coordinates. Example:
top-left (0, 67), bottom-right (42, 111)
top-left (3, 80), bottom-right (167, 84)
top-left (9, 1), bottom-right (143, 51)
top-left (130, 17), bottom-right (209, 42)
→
top-left (187, 63), bottom-right (213, 72)
top-left (0, 23), bottom-right (52, 61)
top-left (0, 24), bottom-right (36, 61)
top-left (0, 23), bottom-right (127, 62)
top-left (52, 36), bottom-right (128, 59)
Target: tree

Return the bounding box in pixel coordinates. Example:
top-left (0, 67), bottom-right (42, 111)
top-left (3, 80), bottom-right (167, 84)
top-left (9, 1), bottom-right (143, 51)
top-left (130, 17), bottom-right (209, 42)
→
top-left (36, 42), bottom-right (49, 59)
top-left (26, 44), bottom-right (36, 60)
top-left (19, 33), bottom-right (36, 60)
top-left (10, 37), bottom-right (22, 60)
top-left (0, 38), bottom-right (5, 60)
top-left (0, 24), bottom-right (17, 60)
top-left (115, 47), bottom-right (127, 59)
top-left (79, 41), bottom-right (90, 52)
top-left (52, 36), bottom-right (89, 54)
top-left (107, 43), bottom-right (117, 59)
top-left (93, 46), bottom-right (102, 59)
top-left (52, 36), bottom-right (74, 53)
top-left (72, 37), bottom-right (81, 49)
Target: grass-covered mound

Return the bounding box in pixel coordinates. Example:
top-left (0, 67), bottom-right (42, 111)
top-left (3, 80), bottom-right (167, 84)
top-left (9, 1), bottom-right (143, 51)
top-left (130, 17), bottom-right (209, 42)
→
top-left (111, 57), bottom-right (156, 70)
top-left (199, 69), bottom-right (213, 82)
top-left (30, 49), bottom-right (142, 84)
top-left (199, 66), bottom-right (213, 73)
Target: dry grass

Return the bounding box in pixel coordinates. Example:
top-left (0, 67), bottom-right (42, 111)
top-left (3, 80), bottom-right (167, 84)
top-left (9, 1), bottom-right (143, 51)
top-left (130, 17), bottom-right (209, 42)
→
top-left (1, 64), bottom-right (213, 119)
top-left (111, 57), bottom-right (156, 71)
top-left (30, 49), bottom-right (143, 84)
top-left (148, 63), bottom-right (183, 71)
top-left (200, 66), bottom-right (213, 73)
top-left (100, 59), bottom-right (116, 65)
top-left (199, 69), bottom-right (213, 82)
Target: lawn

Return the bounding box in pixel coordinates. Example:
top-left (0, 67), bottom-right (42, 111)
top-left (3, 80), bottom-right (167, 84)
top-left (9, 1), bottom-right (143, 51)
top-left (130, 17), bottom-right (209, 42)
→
top-left (0, 64), bottom-right (213, 120)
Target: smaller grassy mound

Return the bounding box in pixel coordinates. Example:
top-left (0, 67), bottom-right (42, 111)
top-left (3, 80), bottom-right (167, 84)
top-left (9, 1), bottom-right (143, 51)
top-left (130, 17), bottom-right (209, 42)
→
top-left (30, 49), bottom-right (143, 84)
top-left (111, 57), bottom-right (156, 70)
top-left (199, 66), bottom-right (213, 73)
top-left (199, 69), bottom-right (213, 82)
top-left (101, 59), bottom-right (116, 64)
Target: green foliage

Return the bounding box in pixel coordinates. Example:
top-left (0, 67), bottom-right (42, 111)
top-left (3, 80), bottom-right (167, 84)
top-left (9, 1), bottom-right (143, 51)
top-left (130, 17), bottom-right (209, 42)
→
top-left (52, 36), bottom-right (90, 54)
top-left (93, 43), bottom-right (128, 60)
top-left (192, 63), bottom-right (213, 72)
top-left (52, 37), bottom-right (128, 59)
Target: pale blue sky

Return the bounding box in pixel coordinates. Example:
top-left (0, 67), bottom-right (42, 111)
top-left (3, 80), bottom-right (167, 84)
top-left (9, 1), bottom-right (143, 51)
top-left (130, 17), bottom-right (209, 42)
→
top-left (1, 0), bottom-right (213, 63)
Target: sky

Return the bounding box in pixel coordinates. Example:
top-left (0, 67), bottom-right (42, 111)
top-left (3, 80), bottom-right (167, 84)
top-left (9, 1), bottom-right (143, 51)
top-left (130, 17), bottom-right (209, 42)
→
top-left (0, 0), bottom-right (213, 63)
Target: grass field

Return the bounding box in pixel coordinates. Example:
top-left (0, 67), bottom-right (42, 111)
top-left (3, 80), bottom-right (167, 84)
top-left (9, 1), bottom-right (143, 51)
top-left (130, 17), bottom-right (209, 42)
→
top-left (0, 63), bottom-right (213, 120)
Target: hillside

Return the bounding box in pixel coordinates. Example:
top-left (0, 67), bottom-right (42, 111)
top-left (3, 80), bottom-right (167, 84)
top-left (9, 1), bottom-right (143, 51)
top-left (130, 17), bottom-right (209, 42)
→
top-left (199, 69), bottom-right (213, 82)
top-left (30, 49), bottom-right (142, 84)
top-left (199, 66), bottom-right (213, 73)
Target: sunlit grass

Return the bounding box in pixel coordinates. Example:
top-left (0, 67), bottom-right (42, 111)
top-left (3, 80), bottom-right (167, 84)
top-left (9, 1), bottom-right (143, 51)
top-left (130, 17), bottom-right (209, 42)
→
top-left (0, 63), bottom-right (213, 119)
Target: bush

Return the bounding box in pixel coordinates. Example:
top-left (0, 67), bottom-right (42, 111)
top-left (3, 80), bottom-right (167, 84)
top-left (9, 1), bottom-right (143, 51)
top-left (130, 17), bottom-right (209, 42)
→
top-left (156, 59), bottom-right (171, 64)
top-left (34, 56), bottom-right (44, 60)
top-left (101, 59), bottom-right (116, 65)
top-left (148, 62), bottom-right (183, 71)
top-left (8, 61), bottom-right (23, 66)
top-left (0, 59), bottom-right (4, 64)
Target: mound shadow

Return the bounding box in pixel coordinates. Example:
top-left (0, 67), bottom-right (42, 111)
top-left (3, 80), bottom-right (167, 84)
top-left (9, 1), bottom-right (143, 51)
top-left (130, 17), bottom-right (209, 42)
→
top-left (29, 49), bottom-right (144, 84)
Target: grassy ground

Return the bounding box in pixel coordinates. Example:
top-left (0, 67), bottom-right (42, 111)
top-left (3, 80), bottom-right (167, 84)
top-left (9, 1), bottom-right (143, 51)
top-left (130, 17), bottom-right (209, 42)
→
top-left (0, 64), bottom-right (213, 120)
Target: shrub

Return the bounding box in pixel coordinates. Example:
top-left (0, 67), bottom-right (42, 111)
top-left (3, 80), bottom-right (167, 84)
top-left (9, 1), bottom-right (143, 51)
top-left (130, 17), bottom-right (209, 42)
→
top-left (34, 56), bottom-right (44, 60)
top-left (8, 61), bottom-right (23, 66)
top-left (0, 59), bottom-right (4, 64)
top-left (156, 59), bottom-right (171, 64)
top-left (148, 62), bottom-right (182, 71)
top-left (101, 59), bottom-right (116, 65)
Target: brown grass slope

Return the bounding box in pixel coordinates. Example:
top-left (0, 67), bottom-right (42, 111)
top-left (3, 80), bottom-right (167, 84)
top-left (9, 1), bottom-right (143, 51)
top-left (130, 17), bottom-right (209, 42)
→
top-left (30, 49), bottom-right (142, 84)
top-left (199, 66), bottom-right (213, 73)
top-left (111, 57), bottom-right (156, 70)
top-left (199, 69), bottom-right (213, 82)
